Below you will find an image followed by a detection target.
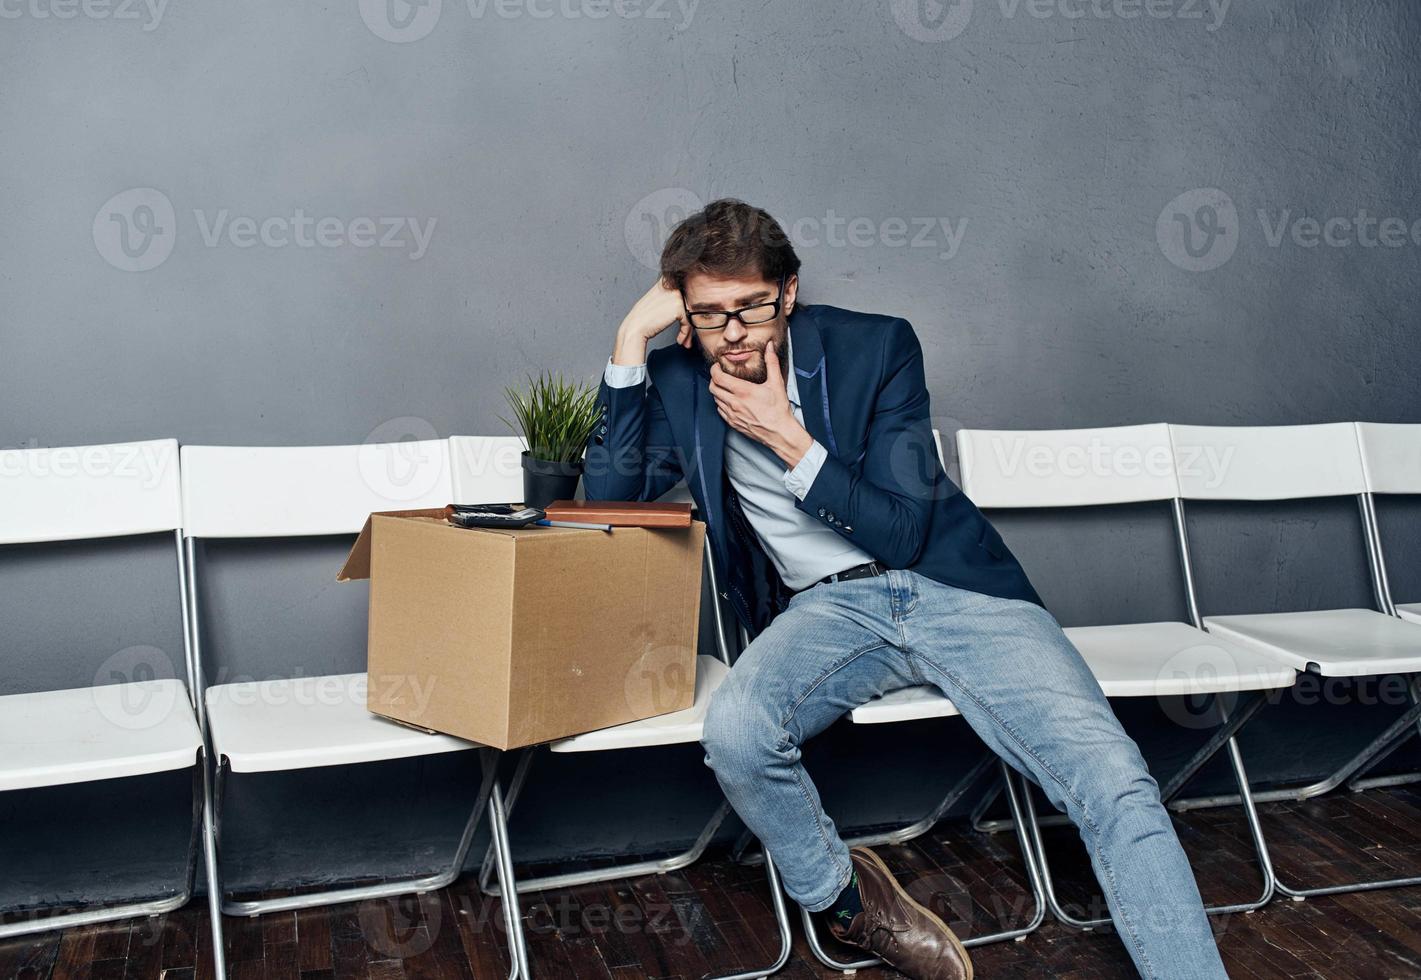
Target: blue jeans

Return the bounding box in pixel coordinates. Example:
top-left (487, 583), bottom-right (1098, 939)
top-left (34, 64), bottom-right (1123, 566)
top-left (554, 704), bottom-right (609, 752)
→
top-left (700, 569), bottom-right (1227, 980)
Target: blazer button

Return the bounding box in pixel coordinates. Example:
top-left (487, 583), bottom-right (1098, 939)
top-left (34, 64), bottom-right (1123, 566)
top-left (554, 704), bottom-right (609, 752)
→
top-left (825, 512), bottom-right (836, 522)
top-left (844, 525), bottom-right (853, 533)
top-left (817, 508), bottom-right (826, 518)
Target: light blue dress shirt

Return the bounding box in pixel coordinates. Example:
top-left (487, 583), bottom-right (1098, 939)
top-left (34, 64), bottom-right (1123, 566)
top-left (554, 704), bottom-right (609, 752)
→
top-left (602, 333), bottom-right (874, 589)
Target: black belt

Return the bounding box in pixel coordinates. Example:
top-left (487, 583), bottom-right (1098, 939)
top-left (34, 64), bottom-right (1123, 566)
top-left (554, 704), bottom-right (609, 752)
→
top-left (799, 560), bottom-right (886, 593)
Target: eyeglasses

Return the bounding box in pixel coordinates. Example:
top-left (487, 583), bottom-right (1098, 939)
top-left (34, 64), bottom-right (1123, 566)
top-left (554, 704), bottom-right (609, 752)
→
top-left (682, 275), bottom-right (787, 332)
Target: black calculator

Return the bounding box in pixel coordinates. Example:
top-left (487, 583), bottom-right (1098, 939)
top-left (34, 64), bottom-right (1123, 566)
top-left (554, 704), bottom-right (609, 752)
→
top-left (449, 503), bottom-right (545, 529)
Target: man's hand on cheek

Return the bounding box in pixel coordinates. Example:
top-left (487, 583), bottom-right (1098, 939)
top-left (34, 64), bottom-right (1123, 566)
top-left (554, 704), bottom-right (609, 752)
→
top-left (709, 340), bottom-right (814, 468)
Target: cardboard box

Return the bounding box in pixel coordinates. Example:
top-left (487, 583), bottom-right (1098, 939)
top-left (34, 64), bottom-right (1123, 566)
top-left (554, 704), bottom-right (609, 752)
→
top-left (337, 508), bottom-right (705, 750)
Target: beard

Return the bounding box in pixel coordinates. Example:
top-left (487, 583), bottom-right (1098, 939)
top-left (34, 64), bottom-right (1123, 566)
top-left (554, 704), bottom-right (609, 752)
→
top-left (700, 318), bottom-right (789, 384)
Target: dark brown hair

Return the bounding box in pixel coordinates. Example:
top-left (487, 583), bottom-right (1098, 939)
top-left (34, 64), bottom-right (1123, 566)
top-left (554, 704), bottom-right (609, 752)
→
top-left (659, 198), bottom-right (801, 291)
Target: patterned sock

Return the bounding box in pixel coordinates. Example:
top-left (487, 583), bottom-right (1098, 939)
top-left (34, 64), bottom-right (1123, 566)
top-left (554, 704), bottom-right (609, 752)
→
top-left (824, 870), bottom-right (863, 933)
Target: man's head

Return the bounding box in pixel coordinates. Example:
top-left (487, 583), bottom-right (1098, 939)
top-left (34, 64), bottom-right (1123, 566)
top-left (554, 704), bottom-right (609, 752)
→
top-left (660, 199), bottom-right (801, 384)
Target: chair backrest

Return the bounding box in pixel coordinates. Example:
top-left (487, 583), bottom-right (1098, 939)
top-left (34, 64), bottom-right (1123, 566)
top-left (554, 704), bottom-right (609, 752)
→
top-left (1169, 423), bottom-right (1366, 501)
top-left (956, 424), bottom-right (1177, 508)
top-left (1355, 422), bottom-right (1421, 495)
top-left (181, 441), bottom-right (452, 538)
top-left (0, 439), bottom-right (182, 545)
top-left (448, 436), bottom-right (526, 504)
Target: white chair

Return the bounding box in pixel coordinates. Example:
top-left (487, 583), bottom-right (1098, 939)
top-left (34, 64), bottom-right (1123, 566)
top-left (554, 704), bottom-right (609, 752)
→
top-left (1172, 422), bottom-right (1421, 899)
top-left (1357, 422), bottom-right (1421, 629)
top-left (0, 439), bottom-right (217, 956)
top-left (181, 439), bottom-right (526, 979)
top-left (939, 424), bottom-right (1293, 934)
top-left (449, 437), bottom-right (792, 980)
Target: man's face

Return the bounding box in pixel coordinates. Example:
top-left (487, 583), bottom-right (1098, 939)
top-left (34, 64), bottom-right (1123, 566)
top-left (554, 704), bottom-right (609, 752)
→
top-left (682, 272), bottom-right (798, 384)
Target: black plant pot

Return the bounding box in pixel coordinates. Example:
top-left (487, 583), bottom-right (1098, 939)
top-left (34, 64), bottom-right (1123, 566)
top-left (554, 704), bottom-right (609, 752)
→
top-left (521, 452), bottom-right (583, 510)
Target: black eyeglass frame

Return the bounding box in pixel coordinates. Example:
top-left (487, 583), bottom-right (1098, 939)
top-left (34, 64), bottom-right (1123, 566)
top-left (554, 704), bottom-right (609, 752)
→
top-left (680, 274), bottom-right (789, 332)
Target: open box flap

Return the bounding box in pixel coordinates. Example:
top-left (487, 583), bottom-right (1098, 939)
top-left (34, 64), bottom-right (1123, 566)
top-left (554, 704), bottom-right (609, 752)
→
top-left (336, 506), bottom-right (453, 581)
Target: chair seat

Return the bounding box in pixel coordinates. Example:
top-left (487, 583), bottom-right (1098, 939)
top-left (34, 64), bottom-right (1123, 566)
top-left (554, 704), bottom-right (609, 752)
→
top-left (1063, 622), bottom-right (1296, 697)
top-left (850, 686), bottom-right (961, 725)
top-left (1202, 608), bottom-right (1421, 677)
top-left (205, 673), bottom-right (476, 773)
top-left (0, 680), bottom-right (202, 791)
top-left (551, 656), bottom-right (729, 753)
top-left (1397, 603), bottom-right (1421, 626)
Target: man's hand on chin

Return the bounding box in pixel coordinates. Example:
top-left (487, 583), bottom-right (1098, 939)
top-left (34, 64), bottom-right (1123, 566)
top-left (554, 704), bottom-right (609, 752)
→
top-left (709, 340), bottom-right (815, 468)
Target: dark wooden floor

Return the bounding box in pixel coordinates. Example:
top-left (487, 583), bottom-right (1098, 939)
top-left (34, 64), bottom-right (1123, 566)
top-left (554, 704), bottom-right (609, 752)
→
top-left (6, 785), bottom-right (1421, 980)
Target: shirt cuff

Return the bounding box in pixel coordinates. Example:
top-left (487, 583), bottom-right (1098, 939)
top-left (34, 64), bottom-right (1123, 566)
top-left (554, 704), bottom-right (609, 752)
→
top-left (783, 439), bottom-right (828, 501)
top-left (603, 358), bottom-right (646, 389)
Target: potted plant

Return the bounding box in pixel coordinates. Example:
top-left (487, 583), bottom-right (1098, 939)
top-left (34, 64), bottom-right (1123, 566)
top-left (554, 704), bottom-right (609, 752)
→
top-left (501, 371), bottom-right (602, 509)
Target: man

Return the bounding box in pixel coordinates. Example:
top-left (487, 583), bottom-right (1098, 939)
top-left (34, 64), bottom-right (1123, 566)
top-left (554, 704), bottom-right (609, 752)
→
top-left (584, 199), bottom-right (1227, 980)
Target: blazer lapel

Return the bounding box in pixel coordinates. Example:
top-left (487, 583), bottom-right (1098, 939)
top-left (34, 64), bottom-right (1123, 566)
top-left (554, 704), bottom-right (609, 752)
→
top-left (691, 360), bottom-right (726, 531)
top-left (788, 309), bottom-right (837, 457)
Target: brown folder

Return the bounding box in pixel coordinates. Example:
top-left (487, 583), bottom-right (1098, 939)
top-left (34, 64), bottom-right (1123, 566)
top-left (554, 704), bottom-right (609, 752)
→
top-left (543, 500), bottom-right (694, 528)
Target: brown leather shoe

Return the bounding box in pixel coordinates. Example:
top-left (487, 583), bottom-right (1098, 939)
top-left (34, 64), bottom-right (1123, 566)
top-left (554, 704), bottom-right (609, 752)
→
top-left (827, 846), bottom-right (973, 980)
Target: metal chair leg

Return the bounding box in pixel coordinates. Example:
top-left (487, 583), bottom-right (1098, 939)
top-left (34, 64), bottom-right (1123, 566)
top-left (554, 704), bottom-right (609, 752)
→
top-left (800, 760), bottom-right (1048, 972)
top-left (1170, 694), bottom-right (1421, 811)
top-left (213, 751), bottom-right (496, 917)
top-left (704, 853), bottom-right (793, 980)
top-left (478, 746), bottom-right (734, 897)
top-left (0, 760), bottom-right (207, 942)
top-left (1022, 729), bottom-right (1275, 930)
top-left (485, 774), bottom-right (530, 980)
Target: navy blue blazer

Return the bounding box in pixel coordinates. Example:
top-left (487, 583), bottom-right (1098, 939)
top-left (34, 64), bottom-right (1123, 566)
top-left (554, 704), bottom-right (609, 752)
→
top-left (583, 303), bottom-right (1045, 635)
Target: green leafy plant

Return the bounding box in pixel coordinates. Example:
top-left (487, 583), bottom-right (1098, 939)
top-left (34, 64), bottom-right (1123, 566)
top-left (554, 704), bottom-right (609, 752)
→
top-left (500, 371), bottom-right (603, 463)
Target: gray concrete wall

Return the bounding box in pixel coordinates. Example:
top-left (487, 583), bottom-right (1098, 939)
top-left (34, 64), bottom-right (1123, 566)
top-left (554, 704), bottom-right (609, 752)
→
top-left (2, 0), bottom-right (1419, 910)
